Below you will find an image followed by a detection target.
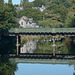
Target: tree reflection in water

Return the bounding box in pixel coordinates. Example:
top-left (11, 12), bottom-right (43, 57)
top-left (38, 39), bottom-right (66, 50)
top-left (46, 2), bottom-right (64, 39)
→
top-left (0, 58), bottom-right (17, 75)
top-left (20, 36), bottom-right (75, 54)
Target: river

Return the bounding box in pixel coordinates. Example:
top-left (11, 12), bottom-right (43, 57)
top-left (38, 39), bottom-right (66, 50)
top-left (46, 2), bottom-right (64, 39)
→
top-left (0, 58), bottom-right (75, 75)
top-left (0, 36), bottom-right (75, 75)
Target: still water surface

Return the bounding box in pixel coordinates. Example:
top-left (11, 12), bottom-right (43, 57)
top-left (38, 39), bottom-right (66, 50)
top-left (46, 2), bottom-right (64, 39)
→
top-left (0, 36), bottom-right (75, 75)
top-left (11, 59), bottom-right (75, 75)
top-left (15, 63), bottom-right (75, 75)
top-left (0, 58), bottom-right (75, 75)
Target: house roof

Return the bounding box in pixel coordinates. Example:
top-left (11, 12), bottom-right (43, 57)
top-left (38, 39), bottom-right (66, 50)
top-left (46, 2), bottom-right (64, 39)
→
top-left (16, 16), bottom-right (36, 24)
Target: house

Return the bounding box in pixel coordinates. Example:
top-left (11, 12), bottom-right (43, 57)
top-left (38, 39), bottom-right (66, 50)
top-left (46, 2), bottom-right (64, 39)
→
top-left (16, 16), bottom-right (36, 28)
top-left (39, 5), bottom-right (46, 12)
top-left (15, 6), bottom-right (23, 10)
top-left (32, 5), bottom-right (45, 12)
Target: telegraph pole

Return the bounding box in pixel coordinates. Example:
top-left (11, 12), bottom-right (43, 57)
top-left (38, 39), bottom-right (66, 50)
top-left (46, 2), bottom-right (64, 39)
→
top-left (17, 35), bottom-right (19, 56)
top-left (52, 36), bottom-right (56, 56)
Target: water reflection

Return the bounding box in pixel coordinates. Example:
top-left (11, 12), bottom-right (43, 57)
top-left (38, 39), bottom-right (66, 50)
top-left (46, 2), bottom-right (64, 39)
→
top-left (20, 40), bottom-right (37, 53)
top-left (15, 63), bottom-right (74, 75)
top-left (0, 58), bottom-right (75, 75)
top-left (20, 36), bottom-right (62, 54)
top-left (12, 59), bottom-right (75, 75)
top-left (0, 58), bottom-right (17, 75)
top-left (19, 36), bottom-right (75, 54)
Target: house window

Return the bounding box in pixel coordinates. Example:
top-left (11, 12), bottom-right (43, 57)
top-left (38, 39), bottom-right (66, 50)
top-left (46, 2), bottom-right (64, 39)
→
top-left (21, 22), bottom-right (23, 25)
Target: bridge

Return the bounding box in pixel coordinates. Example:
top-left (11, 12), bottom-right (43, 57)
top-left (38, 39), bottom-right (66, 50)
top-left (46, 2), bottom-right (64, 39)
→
top-left (9, 58), bottom-right (75, 64)
top-left (6, 28), bottom-right (75, 36)
top-left (4, 28), bottom-right (75, 56)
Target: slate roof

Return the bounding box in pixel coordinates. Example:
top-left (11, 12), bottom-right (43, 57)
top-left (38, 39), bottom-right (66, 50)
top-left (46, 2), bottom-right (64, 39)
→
top-left (16, 16), bottom-right (36, 24)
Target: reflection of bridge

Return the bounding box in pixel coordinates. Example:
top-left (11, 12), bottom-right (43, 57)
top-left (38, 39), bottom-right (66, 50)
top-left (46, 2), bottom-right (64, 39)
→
top-left (5, 54), bottom-right (75, 59)
top-left (9, 58), bottom-right (75, 64)
top-left (4, 28), bottom-right (75, 56)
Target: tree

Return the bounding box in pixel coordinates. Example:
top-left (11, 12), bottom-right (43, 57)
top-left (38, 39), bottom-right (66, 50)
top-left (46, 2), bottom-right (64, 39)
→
top-left (33, 0), bottom-right (45, 7)
top-left (16, 8), bottom-right (46, 22)
top-left (69, 0), bottom-right (75, 3)
top-left (8, 0), bottom-right (12, 3)
top-left (23, 2), bottom-right (34, 7)
top-left (0, 2), bottom-right (19, 31)
top-left (38, 18), bottom-right (63, 27)
top-left (21, 0), bottom-right (29, 6)
top-left (0, 59), bottom-right (17, 75)
top-left (23, 0), bottom-right (29, 5)
top-left (0, 0), bottom-right (4, 30)
top-left (65, 11), bottom-right (75, 27)
top-left (23, 0), bottom-right (29, 3)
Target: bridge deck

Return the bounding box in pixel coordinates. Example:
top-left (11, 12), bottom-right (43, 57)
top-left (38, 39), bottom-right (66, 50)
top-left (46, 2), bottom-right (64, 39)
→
top-left (8, 28), bottom-right (75, 33)
top-left (4, 28), bottom-right (75, 36)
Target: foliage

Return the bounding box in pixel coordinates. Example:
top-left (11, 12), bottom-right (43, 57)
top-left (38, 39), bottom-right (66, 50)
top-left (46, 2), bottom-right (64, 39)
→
top-left (21, 0), bottom-right (29, 6)
top-left (0, 2), bottom-right (19, 31)
top-left (23, 2), bottom-right (34, 7)
top-left (33, 0), bottom-right (45, 7)
top-left (38, 18), bottom-right (63, 27)
top-left (0, 59), bottom-right (17, 75)
top-left (65, 11), bottom-right (75, 27)
top-left (16, 0), bottom-right (75, 27)
top-left (8, 0), bottom-right (12, 3)
top-left (33, 36), bottom-right (73, 54)
top-left (0, 36), bottom-right (16, 54)
top-left (16, 8), bottom-right (46, 22)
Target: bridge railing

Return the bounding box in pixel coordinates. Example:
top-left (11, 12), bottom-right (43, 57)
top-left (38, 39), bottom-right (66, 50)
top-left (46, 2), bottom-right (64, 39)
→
top-left (8, 28), bottom-right (75, 33)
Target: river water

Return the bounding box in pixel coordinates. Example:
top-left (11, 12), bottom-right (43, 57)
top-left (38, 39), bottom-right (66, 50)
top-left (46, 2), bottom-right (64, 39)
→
top-left (15, 63), bottom-right (74, 75)
top-left (0, 36), bottom-right (75, 75)
top-left (0, 58), bottom-right (75, 75)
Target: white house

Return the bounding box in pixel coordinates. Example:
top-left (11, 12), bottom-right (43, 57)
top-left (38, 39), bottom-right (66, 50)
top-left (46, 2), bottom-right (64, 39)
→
top-left (15, 6), bottom-right (23, 10)
top-left (32, 5), bottom-right (45, 12)
top-left (16, 16), bottom-right (36, 28)
top-left (39, 5), bottom-right (46, 12)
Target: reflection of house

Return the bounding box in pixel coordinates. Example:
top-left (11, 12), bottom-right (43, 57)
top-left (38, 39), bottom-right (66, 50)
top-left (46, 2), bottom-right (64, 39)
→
top-left (16, 16), bottom-right (36, 28)
top-left (32, 5), bottom-right (45, 12)
top-left (20, 40), bottom-right (37, 53)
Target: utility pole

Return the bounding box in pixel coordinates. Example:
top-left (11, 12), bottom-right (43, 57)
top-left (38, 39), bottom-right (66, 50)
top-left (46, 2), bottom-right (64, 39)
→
top-left (17, 35), bottom-right (19, 56)
top-left (52, 36), bottom-right (56, 56)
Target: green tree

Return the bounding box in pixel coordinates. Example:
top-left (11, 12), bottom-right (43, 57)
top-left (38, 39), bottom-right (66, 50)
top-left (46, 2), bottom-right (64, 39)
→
top-left (16, 8), bottom-right (46, 22)
top-left (23, 0), bottom-right (29, 3)
top-left (50, 6), bottom-right (68, 23)
top-left (0, 2), bottom-right (19, 31)
top-left (65, 11), bottom-right (75, 27)
top-left (38, 18), bottom-right (63, 27)
top-left (23, 2), bottom-right (34, 7)
top-left (0, 59), bottom-right (17, 75)
top-left (69, 0), bottom-right (75, 3)
top-left (33, 0), bottom-right (45, 7)
top-left (8, 0), bottom-right (12, 3)
top-left (22, 0), bottom-right (29, 6)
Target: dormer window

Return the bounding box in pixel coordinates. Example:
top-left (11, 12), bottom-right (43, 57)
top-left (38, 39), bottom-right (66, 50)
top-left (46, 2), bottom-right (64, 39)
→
top-left (21, 22), bottom-right (23, 25)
